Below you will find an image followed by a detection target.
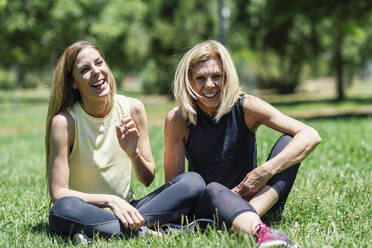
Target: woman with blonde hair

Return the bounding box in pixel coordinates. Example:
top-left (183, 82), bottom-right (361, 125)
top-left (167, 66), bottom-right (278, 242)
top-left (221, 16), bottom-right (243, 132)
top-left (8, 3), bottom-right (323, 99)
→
top-left (46, 41), bottom-right (205, 242)
top-left (164, 40), bottom-right (321, 247)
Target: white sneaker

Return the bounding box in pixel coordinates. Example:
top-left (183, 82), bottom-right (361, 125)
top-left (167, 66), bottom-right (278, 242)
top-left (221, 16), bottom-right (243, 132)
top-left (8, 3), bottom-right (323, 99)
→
top-left (73, 232), bottom-right (91, 246)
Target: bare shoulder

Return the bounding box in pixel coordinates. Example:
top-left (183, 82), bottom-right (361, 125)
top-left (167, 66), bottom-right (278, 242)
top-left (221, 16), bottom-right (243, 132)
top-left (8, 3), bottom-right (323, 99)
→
top-left (126, 97), bottom-right (145, 117)
top-left (50, 111), bottom-right (75, 146)
top-left (165, 106), bottom-right (188, 140)
top-left (243, 94), bottom-right (278, 117)
top-left (243, 94), bottom-right (266, 113)
top-left (51, 111), bottom-right (74, 131)
top-left (127, 97), bottom-right (145, 113)
top-left (166, 106), bottom-right (186, 127)
top-left (242, 94), bottom-right (272, 131)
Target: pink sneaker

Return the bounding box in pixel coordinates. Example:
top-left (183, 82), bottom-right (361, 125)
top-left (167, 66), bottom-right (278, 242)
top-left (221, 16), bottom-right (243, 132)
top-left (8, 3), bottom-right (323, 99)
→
top-left (255, 223), bottom-right (296, 248)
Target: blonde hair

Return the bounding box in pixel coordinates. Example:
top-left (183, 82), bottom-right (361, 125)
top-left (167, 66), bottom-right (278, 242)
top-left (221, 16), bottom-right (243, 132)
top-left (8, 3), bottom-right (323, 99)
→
top-left (45, 41), bottom-right (116, 178)
top-left (173, 40), bottom-right (241, 125)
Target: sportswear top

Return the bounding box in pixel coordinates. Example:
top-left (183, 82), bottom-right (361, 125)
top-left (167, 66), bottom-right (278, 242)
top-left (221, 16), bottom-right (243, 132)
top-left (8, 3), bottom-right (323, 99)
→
top-left (68, 94), bottom-right (134, 201)
top-left (185, 94), bottom-right (257, 188)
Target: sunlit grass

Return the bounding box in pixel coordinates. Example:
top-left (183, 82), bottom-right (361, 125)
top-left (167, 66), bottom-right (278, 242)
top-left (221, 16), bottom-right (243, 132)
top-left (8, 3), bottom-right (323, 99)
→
top-left (0, 88), bottom-right (371, 247)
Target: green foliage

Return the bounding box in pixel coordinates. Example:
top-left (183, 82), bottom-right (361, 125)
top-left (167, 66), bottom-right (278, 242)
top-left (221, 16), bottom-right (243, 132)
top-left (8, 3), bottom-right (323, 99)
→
top-left (232, 0), bottom-right (372, 94)
top-left (0, 0), bottom-right (372, 96)
top-left (0, 69), bottom-right (15, 90)
top-left (92, 0), bottom-right (149, 68)
top-left (139, 0), bottom-right (219, 95)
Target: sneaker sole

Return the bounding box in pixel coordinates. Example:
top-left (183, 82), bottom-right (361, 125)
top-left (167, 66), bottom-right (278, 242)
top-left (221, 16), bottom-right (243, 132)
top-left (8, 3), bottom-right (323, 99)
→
top-left (257, 240), bottom-right (290, 248)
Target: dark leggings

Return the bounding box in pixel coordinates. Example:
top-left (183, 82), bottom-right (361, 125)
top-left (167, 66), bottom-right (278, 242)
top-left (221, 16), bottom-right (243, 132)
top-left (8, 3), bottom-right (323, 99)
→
top-left (192, 134), bottom-right (300, 227)
top-left (49, 172), bottom-right (205, 238)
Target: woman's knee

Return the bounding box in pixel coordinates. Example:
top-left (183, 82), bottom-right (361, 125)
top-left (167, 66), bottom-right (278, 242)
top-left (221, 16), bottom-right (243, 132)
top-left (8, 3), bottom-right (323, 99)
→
top-left (205, 182), bottom-right (228, 199)
top-left (177, 172), bottom-right (206, 199)
top-left (49, 197), bottom-right (85, 234)
top-left (277, 134), bottom-right (293, 146)
top-left (50, 196), bottom-right (84, 217)
top-left (268, 134), bottom-right (294, 160)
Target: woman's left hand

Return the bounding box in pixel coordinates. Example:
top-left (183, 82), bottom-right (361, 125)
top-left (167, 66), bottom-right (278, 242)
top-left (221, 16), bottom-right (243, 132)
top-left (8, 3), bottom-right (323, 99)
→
top-left (232, 165), bottom-right (271, 200)
top-left (116, 115), bottom-right (140, 159)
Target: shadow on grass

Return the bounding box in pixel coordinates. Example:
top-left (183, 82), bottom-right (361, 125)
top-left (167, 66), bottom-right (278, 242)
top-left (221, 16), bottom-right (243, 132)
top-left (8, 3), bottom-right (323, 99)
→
top-left (30, 222), bottom-right (51, 235)
top-left (30, 222), bottom-right (71, 244)
top-left (302, 112), bottom-right (372, 121)
top-left (269, 96), bottom-right (372, 107)
top-left (267, 96), bottom-right (372, 120)
top-left (261, 207), bottom-right (284, 226)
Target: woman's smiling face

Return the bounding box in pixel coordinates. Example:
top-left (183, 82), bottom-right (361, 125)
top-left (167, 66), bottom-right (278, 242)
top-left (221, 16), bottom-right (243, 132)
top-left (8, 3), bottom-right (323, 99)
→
top-left (190, 58), bottom-right (224, 116)
top-left (71, 46), bottom-right (111, 102)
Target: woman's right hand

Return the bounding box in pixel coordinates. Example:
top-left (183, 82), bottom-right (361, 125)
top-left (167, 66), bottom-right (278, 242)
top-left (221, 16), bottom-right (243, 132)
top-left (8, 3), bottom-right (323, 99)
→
top-left (116, 115), bottom-right (140, 159)
top-left (107, 195), bottom-right (144, 230)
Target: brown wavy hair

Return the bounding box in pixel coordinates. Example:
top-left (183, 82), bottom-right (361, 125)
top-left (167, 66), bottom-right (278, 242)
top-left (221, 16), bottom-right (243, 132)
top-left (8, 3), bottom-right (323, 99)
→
top-left (45, 41), bottom-right (116, 178)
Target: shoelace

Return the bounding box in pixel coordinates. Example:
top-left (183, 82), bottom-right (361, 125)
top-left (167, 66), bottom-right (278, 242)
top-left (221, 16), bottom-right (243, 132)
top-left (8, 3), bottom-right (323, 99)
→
top-left (254, 223), bottom-right (270, 242)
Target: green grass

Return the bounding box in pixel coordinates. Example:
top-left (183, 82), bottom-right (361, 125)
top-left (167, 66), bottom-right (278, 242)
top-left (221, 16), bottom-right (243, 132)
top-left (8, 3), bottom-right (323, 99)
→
top-left (0, 89), bottom-right (371, 247)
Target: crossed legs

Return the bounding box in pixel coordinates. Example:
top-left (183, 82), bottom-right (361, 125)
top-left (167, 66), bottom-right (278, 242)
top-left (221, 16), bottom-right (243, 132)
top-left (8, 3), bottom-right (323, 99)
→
top-left (194, 134), bottom-right (300, 234)
top-left (49, 172), bottom-right (205, 238)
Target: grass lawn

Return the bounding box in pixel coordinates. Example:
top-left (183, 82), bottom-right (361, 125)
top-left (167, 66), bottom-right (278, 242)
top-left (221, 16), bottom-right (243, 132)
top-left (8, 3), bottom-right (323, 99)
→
top-left (0, 89), bottom-right (371, 247)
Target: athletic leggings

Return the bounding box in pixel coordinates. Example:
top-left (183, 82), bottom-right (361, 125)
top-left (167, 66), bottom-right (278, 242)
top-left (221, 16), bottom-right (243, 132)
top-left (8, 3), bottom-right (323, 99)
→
top-left (49, 172), bottom-right (205, 238)
top-left (192, 134), bottom-right (300, 227)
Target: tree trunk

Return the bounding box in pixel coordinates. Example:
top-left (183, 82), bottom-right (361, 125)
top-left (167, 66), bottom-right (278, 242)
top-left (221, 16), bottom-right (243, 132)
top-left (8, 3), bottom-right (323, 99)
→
top-left (14, 65), bottom-right (25, 89)
top-left (218, 0), bottom-right (227, 46)
top-left (335, 21), bottom-right (344, 100)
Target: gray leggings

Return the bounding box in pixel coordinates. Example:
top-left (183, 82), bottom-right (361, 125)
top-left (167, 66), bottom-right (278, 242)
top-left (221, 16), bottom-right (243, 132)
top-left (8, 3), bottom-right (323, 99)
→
top-left (49, 172), bottom-right (205, 238)
top-left (191, 134), bottom-right (300, 227)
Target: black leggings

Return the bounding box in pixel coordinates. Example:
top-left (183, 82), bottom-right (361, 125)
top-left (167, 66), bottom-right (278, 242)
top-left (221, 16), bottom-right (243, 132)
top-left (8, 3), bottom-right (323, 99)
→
top-left (49, 172), bottom-right (205, 238)
top-left (192, 134), bottom-right (300, 227)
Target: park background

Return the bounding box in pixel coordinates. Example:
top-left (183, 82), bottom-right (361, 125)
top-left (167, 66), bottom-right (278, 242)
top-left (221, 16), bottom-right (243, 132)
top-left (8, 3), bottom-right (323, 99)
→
top-left (0, 0), bottom-right (371, 247)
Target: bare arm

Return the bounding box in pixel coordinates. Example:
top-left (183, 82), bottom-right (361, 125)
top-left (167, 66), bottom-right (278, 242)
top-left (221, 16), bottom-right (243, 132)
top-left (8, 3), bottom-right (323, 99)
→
top-left (48, 112), bottom-right (144, 230)
top-left (116, 97), bottom-right (155, 187)
top-left (233, 95), bottom-right (321, 198)
top-left (164, 107), bottom-right (188, 182)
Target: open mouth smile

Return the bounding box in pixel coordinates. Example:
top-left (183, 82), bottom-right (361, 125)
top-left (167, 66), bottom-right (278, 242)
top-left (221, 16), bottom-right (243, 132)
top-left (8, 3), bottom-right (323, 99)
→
top-left (92, 78), bottom-right (105, 88)
top-left (203, 92), bottom-right (218, 98)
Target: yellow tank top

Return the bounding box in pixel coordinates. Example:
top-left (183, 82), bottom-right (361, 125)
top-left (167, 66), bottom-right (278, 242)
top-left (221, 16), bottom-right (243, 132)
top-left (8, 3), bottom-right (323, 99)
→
top-left (68, 94), bottom-right (134, 202)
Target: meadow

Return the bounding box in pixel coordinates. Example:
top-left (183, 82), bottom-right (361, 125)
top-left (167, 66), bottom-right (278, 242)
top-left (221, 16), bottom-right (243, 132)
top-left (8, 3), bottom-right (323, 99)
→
top-left (0, 88), bottom-right (371, 247)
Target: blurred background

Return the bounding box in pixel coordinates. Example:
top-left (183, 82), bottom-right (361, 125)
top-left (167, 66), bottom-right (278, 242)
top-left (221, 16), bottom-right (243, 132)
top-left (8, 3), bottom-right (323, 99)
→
top-left (1, 0), bottom-right (372, 115)
top-left (1, 2), bottom-right (372, 247)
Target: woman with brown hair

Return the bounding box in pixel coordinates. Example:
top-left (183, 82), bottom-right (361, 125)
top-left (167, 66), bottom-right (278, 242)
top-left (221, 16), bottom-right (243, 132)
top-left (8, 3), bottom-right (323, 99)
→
top-left (45, 41), bottom-right (205, 242)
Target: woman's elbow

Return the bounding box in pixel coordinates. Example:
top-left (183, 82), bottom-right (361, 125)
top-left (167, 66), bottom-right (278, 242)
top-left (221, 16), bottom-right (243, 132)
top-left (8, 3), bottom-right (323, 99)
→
top-left (144, 175), bottom-right (155, 187)
top-left (309, 128), bottom-right (322, 147)
top-left (49, 189), bottom-right (61, 203)
top-left (143, 167), bottom-right (155, 187)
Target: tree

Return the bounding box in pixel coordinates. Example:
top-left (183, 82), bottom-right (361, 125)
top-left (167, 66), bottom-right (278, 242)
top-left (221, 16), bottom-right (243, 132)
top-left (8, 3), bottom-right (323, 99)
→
top-left (89, 0), bottom-right (149, 87)
top-left (231, 0), bottom-right (324, 93)
top-left (231, 0), bottom-right (372, 98)
top-left (327, 0), bottom-right (372, 100)
top-left (0, 0), bottom-right (54, 88)
top-left (1, 0), bottom-right (371, 99)
top-left (141, 0), bottom-right (219, 95)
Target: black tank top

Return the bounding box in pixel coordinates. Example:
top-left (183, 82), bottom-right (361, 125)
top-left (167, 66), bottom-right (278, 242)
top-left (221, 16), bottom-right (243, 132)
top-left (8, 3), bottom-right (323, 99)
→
top-left (185, 95), bottom-right (257, 189)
